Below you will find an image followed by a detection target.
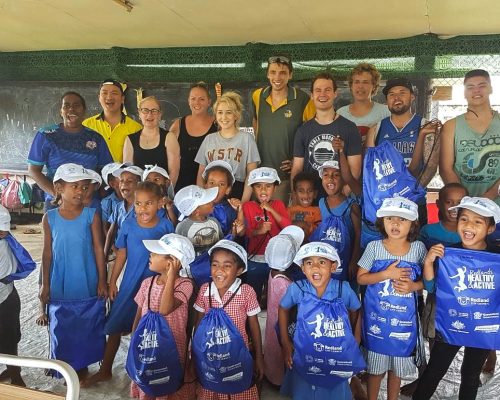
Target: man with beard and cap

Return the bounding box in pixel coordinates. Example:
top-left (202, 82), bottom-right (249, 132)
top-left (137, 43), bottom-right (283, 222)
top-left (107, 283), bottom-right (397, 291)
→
top-left (365, 77), bottom-right (441, 177)
top-left (83, 79), bottom-right (142, 162)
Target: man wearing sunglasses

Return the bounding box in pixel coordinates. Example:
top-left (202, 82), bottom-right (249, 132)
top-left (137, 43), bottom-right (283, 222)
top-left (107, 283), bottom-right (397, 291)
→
top-left (83, 78), bottom-right (142, 162)
top-left (252, 54), bottom-right (315, 203)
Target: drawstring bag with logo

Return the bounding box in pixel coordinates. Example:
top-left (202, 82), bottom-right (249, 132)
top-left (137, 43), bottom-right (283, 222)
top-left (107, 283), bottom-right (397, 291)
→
top-left (192, 282), bottom-right (253, 394)
top-left (48, 297), bottom-right (105, 378)
top-left (126, 276), bottom-right (183, 396)
top-left (309, 198), bottom-right (354, 281)
top-left (362, 141), bottom-right (426, 226)
top-left (293, 280), bottom-right (366, 388)
top-left (436, 247), bottom-right (500, 350)
top-left (0, 233), bottom-right (36, 283)
top-left (362, 260), bottom-right (420, 357)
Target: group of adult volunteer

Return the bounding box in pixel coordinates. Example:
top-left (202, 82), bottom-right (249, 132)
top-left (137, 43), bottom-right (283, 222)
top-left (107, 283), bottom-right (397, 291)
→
top-left (26, 55), bottom-right (500, 217)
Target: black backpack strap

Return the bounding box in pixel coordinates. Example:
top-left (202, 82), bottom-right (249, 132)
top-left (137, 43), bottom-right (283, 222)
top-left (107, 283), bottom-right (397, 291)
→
top-left (146, 275), bottom-right (157, 311)
top-left (208, 281), bottom-right (243, 309)
top-left (337, 279), bottom-right (343, 299)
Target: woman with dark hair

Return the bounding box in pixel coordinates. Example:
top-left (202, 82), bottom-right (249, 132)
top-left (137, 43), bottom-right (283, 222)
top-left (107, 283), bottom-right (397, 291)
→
top-left (28, 91), bottom-right (113, 209)
top-left (169, 82), bottom-right (218, 191)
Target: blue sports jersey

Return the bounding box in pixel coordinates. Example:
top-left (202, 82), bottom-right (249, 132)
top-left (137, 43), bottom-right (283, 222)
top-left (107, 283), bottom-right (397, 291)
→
top-left (375, 115), bottom-right (423, 166)
top-left (27, 124), bottom-right (112, 179)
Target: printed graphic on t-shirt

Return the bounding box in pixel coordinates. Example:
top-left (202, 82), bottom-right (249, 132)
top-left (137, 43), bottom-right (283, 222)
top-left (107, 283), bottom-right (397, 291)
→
top-left (307, 133), bottom-right (337, 170)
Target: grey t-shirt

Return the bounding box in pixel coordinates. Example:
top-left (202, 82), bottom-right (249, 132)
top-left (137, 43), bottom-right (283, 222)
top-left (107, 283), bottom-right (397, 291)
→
top-left (195, 130), bottom-right (261, 182)
top-left (0, 239), bottom-right (18, 303)
top-left (175, 217), bottom-right (223, 256)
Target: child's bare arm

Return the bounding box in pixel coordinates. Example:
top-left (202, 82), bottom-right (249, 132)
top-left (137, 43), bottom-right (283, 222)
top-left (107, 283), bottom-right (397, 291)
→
top-left (131, 307), bottom-right (142, 334)
top-left (159, 258), bottom-right (185, 316)
top-left (40, 214), bottom-right (52, 305)
top-left (278, 306), bottom-right (294, 369)
top-left (91, 212), bottom-right (108, 298)
top-left (193, 310), bottom-right (204, 331)
top-left (108, 248), bottom-right (127, 300)
top-left (104, 222), bottom-right (116, 260)
top-left (248, 314), bottom-right (264, 381)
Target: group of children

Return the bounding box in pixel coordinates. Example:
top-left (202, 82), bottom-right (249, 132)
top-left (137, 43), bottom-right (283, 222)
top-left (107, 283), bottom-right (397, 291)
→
top-left (1, 142), bottom-right (499, 400)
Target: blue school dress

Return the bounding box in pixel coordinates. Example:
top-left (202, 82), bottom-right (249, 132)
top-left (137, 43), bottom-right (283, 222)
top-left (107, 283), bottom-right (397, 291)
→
top-left (48, 207), bottom-right (98, 300)
top-left (104, 216), bottom-right (174, 334)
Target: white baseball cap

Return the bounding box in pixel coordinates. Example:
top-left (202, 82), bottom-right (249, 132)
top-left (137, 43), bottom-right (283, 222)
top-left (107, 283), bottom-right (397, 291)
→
top-left (318, 160), bottom-right (340, 177)
top-left (101, 162), bottom-right (125, 188)
top-left (0, 205), bottom-right (11, 232)
top-left (53, 163), bottom-right (100, 184)
top-left (265, 225), bottom-right (305, 271)
top-left (87, 169), bottom-right (102, 188)
top-left (143, 233), bottom-right (195, 271)
top-left (143, 164), bottom-right (170, 181)
top-left (247, 167), bottom-right (281, 186)
top-left (208, 239), bottom-right (248, 272)
top-left (173, 185), bottom-right (218, 221)
top-left (293, 241), bottom-right (341, 267)
top-left (202, 160), bottom-right (235, 185)
top-left (376, 197), bottom-right (418, 221)
top-left (449, 196), bottom-right (500, 224)
top-left (112, 165), bottom-right (144, 179)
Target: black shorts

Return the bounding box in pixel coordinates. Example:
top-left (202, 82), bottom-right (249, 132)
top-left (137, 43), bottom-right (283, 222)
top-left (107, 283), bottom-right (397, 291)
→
top-left (0, 286), bottom-right (21, 355)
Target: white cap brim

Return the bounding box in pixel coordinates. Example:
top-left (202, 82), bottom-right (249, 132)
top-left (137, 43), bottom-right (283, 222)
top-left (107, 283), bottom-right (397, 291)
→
top-left (208, 239), bottom-right (248, 272)
top-left (279, 225), bottom-right (305, 248)
top-left (376, 208), bottom-right (418, 221)
top-left (449, 204), bottom-right (500, 224)
top-left (142, 240), bottom-right (190, 269)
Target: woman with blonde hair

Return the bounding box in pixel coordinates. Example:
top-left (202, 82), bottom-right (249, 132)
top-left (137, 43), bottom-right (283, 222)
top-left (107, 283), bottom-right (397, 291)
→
top-left (123, 96), bottom-right (180, 187)
top-left (195, 91), bottom-right (260, 201)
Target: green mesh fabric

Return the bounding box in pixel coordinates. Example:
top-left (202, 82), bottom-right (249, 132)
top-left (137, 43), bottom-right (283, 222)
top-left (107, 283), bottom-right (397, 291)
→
top-left (2, 34), bottom-right (500, 82)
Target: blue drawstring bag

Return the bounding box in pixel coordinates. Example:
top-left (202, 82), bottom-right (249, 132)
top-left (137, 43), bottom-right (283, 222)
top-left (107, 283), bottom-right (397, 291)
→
top-left (211, 202), bottom-right (237, 236)
top-left (362, 260), bottom-right (420, 357)
top-left (0, 233), bottom-right (36, 283)
top-left (293, 281), bottom-right (366, 388)
top-left (363, 141), bottom-right (426, 225)
top-left (188, 234), bottom-right (233, 287)
top-left (192, 283), bottom-right (254, 394)
top-left (126, 276), bottom-right (183, 396)
top-left (436, 248), bottom-right (500, 350)
top-left (309, 199), bottom-right (354, 281)
top-left (48, 297), bottom-right (105, 377)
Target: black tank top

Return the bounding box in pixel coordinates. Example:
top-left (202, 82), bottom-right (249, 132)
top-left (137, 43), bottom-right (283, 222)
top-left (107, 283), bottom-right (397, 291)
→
top-left (176, 116), bottom-right (217, 191)
top-left (129, 128), bottom-right (168, 170)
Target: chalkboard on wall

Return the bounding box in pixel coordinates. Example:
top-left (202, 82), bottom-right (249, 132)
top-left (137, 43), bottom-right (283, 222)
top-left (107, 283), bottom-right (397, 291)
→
top-left (0, 79), bottom-right (395, 170)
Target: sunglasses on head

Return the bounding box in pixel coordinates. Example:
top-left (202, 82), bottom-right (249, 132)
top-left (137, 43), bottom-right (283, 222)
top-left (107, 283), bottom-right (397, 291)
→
top-left (268, 56), bottom-right (290, 65)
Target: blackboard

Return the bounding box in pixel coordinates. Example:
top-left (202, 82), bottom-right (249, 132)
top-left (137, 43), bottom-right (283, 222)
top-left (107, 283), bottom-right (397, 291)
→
top-left (0, 79), bottom-right (404, 170)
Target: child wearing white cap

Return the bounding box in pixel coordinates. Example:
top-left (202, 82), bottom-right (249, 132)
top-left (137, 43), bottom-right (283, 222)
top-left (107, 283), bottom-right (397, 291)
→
top-left (357, 197), bottom-right (427, 399)
top-left (278, 242), bottom-right (363, 399)
top-left (0, 205), bottom-right (34, 386)
top-left (263, 226), bottom-right (304, 386)
top-left (85, 181), bottom-right (175, 387)
top-left (174, 185), bottom-right (223, 256)
top-left (193, 239), bottom-right (263, 398)
top-left (128, 234), bottom-right (196, 399)
top-left (413, 196), bottom-right (500, 400)
top-left (100, 162), bottom-right (125, 235)
top-left (201, 160), bottom-right (240, 236)
top-left (313, 160), bottom-right (361, 284)
top-left (241, 167), bottom-right (292, 301)
top-left (143, 164), bottom-right (177, 225)
top-left (39, 163), bottom-right (107, 379)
